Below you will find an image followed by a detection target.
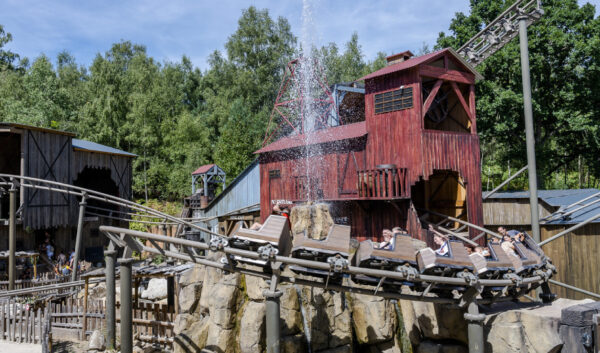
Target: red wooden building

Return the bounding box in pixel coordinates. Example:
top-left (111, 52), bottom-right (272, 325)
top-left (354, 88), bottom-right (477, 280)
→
top-left (256, 48), bottom-right (484, 242)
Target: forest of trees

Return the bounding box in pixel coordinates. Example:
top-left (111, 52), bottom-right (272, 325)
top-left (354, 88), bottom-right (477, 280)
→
top-left (0, 0), bottom-right (599, 201)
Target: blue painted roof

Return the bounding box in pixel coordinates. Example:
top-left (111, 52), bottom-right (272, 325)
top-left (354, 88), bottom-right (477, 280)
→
top-left (483, 189), bottom-right (600, 225)
top-left (72, 139), bottom-right (137, 157)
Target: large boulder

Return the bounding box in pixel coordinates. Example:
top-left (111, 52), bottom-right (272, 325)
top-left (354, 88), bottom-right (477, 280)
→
top-left (299, 286), bottom-right (352, 351)
top-left (179, 264), bottom-right (206, 286)
top-left (351, 293), bottom-right (397, 344)
top-left (87, 329), bottom-right (105, 351)
top-left (280, 284), bottom-right (304, 336)
top-left (239, 301), bottom-right (266, 353)
top-left (179, 283), bottom-right (202, 313)
top-left (173, 318), bottom-right (210, 353)
top-left (290, 203), bottom-right (333, 239)
top-left (399, 300), bottom-right (468, 345)
top-left (141, 278), bottom-right (168, 300)
top-left (482, 298), bottom-right (593, 353)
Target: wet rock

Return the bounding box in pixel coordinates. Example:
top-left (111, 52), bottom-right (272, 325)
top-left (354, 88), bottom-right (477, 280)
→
top-left (290, 203), bottom-right (333, 239)
top-left (281, 334), bottom-right (307, 353)
top-left (239, 301), bottom-right (266, 353)
top-left (87, 329), bottom-right (105, 351)
top-left (141, 278), bottom-right (168, 300)
top-left (416, 340), bottom-right (468, 353)
top-left (351, 294), bottom-right (396, 344)
top-left (299, 286), bottom-right (352, 351)
top-left (280, 285), bottom-right (303, 335)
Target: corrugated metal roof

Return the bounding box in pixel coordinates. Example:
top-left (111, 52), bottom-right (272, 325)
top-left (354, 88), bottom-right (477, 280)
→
top-left (255, 121), bottom-right (367, 154)
top-left (358, 48), bottom-right (483, 81)
top-left (483, 189), bottom-right (600, 225)
top-left (193, 159), bottom-right (261, 221)
top-left (72, 138), bottom-right (137, 157)
top-left (0, 122), bottom-right (76, 136)
top-left (192, 164), bottom-right (217, 175)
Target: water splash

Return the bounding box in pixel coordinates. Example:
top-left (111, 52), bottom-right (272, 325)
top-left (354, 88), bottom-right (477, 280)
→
top-left (297, 0), bottom-right (329, 202)
top-left (294, 284), bottom-right (312, 353)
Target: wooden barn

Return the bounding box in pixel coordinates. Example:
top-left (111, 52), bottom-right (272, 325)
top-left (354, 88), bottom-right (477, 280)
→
top-left (256, 48), bottom-right (484, 242)
top-left (0, 123), bottom-right (135, 266)
top-left (483, 189), bottom-right (600, 300)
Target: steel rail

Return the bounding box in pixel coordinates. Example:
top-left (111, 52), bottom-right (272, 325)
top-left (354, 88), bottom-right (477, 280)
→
top-left (133, 233), bottom-right (533, 305)
top-left (85, 211), bottom-right (179, 225)
top-left (420, 218), bottom-right (479, 247)
top-left (0, 173), bottom-right (223, 237)
top-left (548, 279), bottom-right (600, 300)
top-left (101, 226), bottom-right (550, 289)
top-left (541, 197), bottom-right (600, 223)
top-left (484, 166), bottom-right (529, 199)
top-left (538, 211), bottom-right (600, 246)
top-left (0, 278), bottom-right (105, 298)
top-left (541, 190), bottom-right (600, 221)
top-left (419, 209), bottom-right (503, 240)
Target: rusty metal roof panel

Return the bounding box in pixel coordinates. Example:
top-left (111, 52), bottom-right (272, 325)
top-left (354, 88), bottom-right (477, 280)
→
top-left (358, 48), bottom-right (483, 82)
top-left (255, 121), bottom-right (367, 154)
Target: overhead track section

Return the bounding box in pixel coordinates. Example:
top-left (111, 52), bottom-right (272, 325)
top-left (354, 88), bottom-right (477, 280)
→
top-left (458, 0), bottom-right (543, 67)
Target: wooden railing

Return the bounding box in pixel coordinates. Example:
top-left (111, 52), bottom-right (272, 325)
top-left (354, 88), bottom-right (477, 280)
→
top-left (357, 167), bottom-right (409, 199)
top-left (0, 275), bottom-right (69, 292)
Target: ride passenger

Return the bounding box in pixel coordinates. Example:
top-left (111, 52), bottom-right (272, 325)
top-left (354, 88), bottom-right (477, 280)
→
top-left (429, 224), bottom-right (449, 256)
top-left (501, 235), bottom-right (519, 257)
top-left (498, 226), bottom-right (520, 238)
top-left (377, 229), bottom-right (394, 250)
top-left (249, 204), bottom-right (291, 230)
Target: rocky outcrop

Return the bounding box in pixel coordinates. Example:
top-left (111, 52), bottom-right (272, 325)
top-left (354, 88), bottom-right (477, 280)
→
top-left (173, 259), bottom-right (404, 353)
top-left (290, 203), bottom-right (334, 239)
top-left (141, 278), bottom-right (168, 300)
top-left (400, 297), bottom-right (596, 353)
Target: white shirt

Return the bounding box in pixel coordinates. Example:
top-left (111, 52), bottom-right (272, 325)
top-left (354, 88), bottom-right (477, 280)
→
top-left (435, 241), bottom-right (449, 256)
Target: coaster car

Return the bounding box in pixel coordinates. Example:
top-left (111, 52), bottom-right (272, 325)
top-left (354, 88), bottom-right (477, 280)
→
top-left (229, 215), bottom-right (291, 264)
top-left (351, 234), bottom-right (419, 286)
top-left (469, 242), bottom-right (515, 279)
top-left (416, 240), bottom-right (475, 275)
top-left (290, 224), bottom-right (351, 277)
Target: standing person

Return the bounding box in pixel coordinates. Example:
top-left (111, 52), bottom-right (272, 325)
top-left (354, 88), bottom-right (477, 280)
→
top-left (45, 241), bottom-right (54, 261)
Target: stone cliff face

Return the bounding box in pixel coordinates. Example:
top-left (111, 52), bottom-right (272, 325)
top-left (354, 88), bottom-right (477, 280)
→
top-left (173, 259), bottom-right (595, 353)
top-left (173, 258), bottom-right (405, 353)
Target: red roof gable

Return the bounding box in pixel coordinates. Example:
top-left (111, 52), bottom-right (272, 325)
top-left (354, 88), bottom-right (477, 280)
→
top-left (255, 121), bottom-right (367, 154)
top-left (358, 48), bottom-right (482, 82)
top-left (192, 164), bottom-right (216, 175)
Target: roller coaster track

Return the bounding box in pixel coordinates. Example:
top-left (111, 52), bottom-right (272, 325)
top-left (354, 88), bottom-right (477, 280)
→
top-left (0, 173), bottom-right (558, 306)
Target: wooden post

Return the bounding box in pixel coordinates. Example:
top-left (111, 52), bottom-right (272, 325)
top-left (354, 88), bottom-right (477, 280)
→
top-left (82, 277), bottom-right (89, 338)
top-left (134, 277), bottom-right (140, 308)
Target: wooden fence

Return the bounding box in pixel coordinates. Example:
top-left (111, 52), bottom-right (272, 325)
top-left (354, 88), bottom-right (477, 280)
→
top-left (0, 299), bottom-right (48, 343)
top-left (0, 274), bottom-right (69, 292)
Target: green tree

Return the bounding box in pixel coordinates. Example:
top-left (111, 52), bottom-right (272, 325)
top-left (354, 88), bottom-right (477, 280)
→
top-left (437, 0), bottom-right (600, 189)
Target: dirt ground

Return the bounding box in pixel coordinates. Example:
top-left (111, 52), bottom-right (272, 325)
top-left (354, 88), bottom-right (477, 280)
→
top-left (0, 340), bottom-right (42, 353)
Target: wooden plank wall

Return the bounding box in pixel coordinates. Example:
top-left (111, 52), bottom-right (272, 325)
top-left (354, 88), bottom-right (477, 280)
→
top-left (483, 199), bottom-right (552, 227)
top-left (540, 224), bottom-right (600, 300)
top-left (23, 129), bottom-right (73, 229)
top-left (72, 150), bottom-right (133, 201)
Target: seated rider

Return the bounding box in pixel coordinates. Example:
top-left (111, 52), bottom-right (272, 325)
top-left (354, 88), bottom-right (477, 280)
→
top-left (249, 204), bottom-right (291, 230)
top-left (377, 229), bottom-right (394, 250)
top-left (429, 224), bottom-right (449, 256)
top-left (501, 235), bottom-right (519, 257)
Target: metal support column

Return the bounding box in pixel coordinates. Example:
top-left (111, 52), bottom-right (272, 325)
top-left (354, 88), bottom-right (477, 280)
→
top-left (518, 14), bottom-right (541, 243)
top-left (72, 193), bottom-right (87, 281)
top-left (8, 182), bottom-right (17, 291)
top-left (264, 275), bottom-right (283, 353)
top-left (104, 249), bottom-right (117, 350)
top-left (464, 302), bottom-right (486, 353)
top-left (119, 257), bottom-right (134, 353)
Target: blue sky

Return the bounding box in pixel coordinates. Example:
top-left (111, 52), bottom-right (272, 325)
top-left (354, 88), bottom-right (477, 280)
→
top-left (1, 0), bottom-right (598, 70)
